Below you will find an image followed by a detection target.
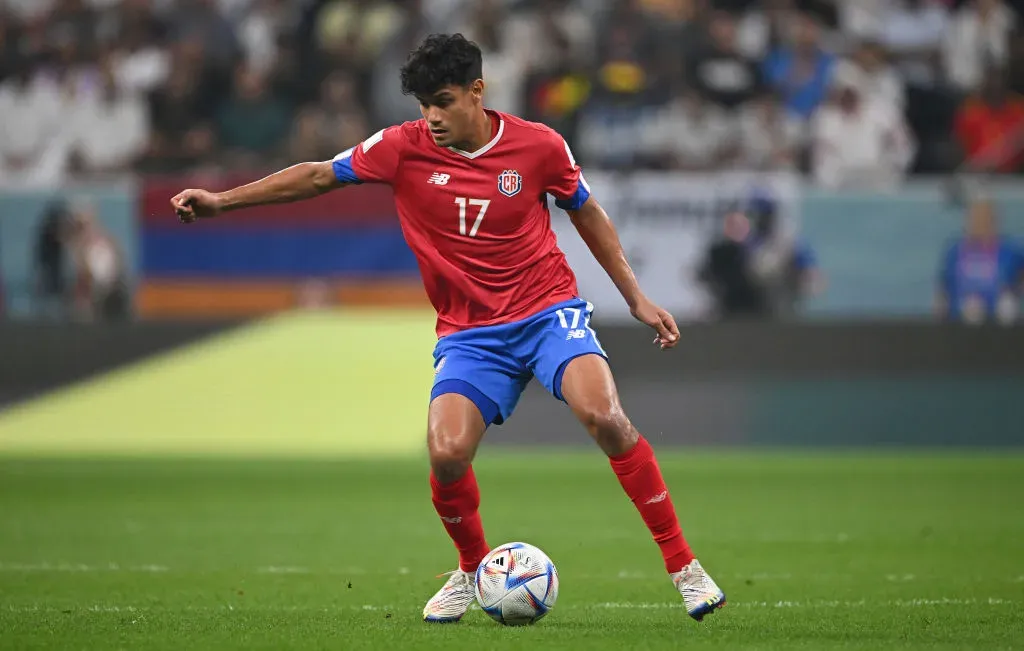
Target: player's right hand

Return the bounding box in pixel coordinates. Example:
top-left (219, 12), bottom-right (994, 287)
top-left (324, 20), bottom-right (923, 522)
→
top-left (171, 189), bottom-right (223, 223)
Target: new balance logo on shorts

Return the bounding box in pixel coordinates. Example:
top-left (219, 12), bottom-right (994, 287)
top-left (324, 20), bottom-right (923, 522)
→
top-left (428, 172), bottom-right (450, 185)
top-left (440, 515), bottom-right (462, 524)
top-left (566, 329), bottom-right (587, 340)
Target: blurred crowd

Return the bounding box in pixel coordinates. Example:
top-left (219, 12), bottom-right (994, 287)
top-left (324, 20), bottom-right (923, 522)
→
top-left (1, 0), bottom-right (1024, 189)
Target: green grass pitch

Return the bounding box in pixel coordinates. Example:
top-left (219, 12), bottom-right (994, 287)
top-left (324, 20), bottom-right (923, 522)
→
top-left (1, 451), bottom-right (1022, 650)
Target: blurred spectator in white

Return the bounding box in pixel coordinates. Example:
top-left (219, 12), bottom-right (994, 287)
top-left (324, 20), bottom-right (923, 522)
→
top-left (953, 66), bottom-right (1024, 173)
top-left (736, 0), bottom-right (799, 61)
top-left (216, 65), bottom-right (291, 165)
top-left (106, 0), bottom-right (172, 95)
top-left (936, 197), bottom-right (1024, 325)
top-left (689, 9), bottom-right (763, 110)
top-left (738, 89), bottom-right (804, 170)
top-left (70, 55), bottom-right (150, 175)
top-left (238, 0), bottom-right (294, 78)
top-left (836, 0), bottom-right (892, 42)
top-left (943, 0), bottom-right (1017, 93)
top-left (762, 11), bottom-right (837, 121)
top-left (811, 73), bottom-right (915, 189)
top-left (640, 88), bottom-right (738, 171)
top-left (65, 200), bottom-right (130, 322)
top-left (455, 0), bottom-right (528, 115)
top-left (0, 60), bottom-right (73, 187)
top-left (832, 39), bottom-right (905, 110)
top-left (506, 0), bottom-right (595, 73)
top-left (881, 0), bottom-right (950, 89)
top-left (3, 0), bottom-right (56, 21)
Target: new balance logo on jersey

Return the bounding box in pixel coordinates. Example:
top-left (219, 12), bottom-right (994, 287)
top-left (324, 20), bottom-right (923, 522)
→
top-left (428, 172), bottom-right (450, 185)
top-left (644, 491), bottom-right (668, 505)
top-left (440, 515), bottom-right (462, 524)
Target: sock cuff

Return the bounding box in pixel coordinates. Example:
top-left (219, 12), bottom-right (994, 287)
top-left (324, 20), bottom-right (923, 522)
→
top-left (609, 435), bottom-right (653, 474)
top-left (430, 466), bottom-right (476, 496)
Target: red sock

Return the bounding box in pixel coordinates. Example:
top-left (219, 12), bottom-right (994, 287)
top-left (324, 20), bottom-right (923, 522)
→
top-left (430, 466), bottom-right (491, 573)
top-left (610, 436), bottom-right (695, 573)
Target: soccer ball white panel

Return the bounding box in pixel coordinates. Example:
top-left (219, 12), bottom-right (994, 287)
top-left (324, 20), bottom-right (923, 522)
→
top-left (474, 542), bottom-right (559, 626)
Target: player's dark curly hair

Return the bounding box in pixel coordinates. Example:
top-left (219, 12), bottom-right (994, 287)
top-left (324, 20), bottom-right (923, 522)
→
top-left (400, 33), bottom-right (483, 97)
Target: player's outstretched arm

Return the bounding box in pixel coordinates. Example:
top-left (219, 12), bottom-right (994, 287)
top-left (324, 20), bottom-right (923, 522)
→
top-left (171, 161), bottom-right (344, 223)
top-left (568, 197), bottom-right (680, 349)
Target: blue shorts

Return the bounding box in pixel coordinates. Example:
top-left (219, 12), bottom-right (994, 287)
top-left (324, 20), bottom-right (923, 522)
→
top-left (431, 298), bottom-right (608, 426)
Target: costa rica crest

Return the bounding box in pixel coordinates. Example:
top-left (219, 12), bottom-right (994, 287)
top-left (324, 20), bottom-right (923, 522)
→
top-left (497, 169), bottom-right (522, 197)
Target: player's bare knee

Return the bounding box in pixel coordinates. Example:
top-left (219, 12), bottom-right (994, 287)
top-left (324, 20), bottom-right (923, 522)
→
top-left (428, 429), bottom-right (475, 483)
top-left (580, 405), bottom-right (637, 456)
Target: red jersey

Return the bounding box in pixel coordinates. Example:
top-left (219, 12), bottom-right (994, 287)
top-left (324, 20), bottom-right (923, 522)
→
top-left (954, 96), bottom-right (1024, 173)
top-left (332, 110), bottom-right (591, 337)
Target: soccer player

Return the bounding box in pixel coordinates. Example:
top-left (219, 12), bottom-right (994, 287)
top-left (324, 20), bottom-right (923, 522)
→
top-left (172, 33), bottom-right (726, 623)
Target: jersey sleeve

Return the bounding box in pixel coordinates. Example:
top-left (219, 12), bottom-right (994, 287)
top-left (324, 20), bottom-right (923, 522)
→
top-left (544, 132), bottom-right (591, 211)
top-left (332, 126), bottom-right (404, 185)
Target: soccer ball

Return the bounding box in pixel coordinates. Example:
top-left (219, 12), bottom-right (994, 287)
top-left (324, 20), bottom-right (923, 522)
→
top-left (474, 542), bottom-right (559, 626)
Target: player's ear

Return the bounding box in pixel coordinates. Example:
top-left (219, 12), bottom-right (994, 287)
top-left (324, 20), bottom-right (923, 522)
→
top-left (470, 79), bottom-right (485, 103)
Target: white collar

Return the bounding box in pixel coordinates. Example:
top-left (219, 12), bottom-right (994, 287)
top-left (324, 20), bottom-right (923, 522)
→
top-left (447, 118), bottom-right (505, 159)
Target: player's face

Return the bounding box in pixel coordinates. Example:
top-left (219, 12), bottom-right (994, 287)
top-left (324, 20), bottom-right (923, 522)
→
top-left (417, 81), bottom-right (483, 148)
top-left (967, 201), bottom-right (996, 240)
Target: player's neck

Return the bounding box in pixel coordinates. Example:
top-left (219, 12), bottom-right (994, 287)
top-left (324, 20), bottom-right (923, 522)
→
top-left (456, 110), bottom-right (497, 153)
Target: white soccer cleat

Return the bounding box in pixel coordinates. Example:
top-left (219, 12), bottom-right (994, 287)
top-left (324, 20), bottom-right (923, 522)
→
top-left (423, 569), bottom-right (476, 623)
top-left (671, 559), bottom-right (726, 621)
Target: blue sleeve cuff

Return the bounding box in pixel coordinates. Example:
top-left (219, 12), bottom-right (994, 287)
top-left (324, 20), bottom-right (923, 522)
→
top-left (555, 176), bottom-right (591, 211)
top-left (332, 148), bottom-right (363, 185)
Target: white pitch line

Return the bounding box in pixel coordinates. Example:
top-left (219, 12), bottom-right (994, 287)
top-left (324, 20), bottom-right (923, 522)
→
top-left (885, 574), bottom-right (917, 583)
top-left (590, 598), bottom-right (1017, 610)
top-left (256, 566), bottom-right (311, 575)
top-left (5, 598), bottom-right (1017, 615)
top-left (0, 562), bottom-right (169, 573)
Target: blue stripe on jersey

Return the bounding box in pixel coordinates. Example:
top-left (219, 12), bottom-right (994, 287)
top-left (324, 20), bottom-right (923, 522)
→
top-left (332, 148), bottom-right (363, 185)
top-left (555, 175), bottom-right (591, 211)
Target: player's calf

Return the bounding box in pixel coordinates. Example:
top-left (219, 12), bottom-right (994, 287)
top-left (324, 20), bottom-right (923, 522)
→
top-left (426, 392), bottom-right (492, 594)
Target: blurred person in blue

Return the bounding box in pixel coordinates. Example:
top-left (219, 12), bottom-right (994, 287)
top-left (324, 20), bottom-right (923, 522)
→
top-left (761, 11), bottom-right (837, 122)
top-left (744, 192), bottom-right (822, 317)
top-left (698, 192), bottom-right (822, 320)
top-left (937, 198), bottom-right (1023, 325)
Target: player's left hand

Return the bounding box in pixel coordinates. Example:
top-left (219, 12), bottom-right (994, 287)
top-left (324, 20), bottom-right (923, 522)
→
top-left (630, 298), bottom-right (680, 350)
